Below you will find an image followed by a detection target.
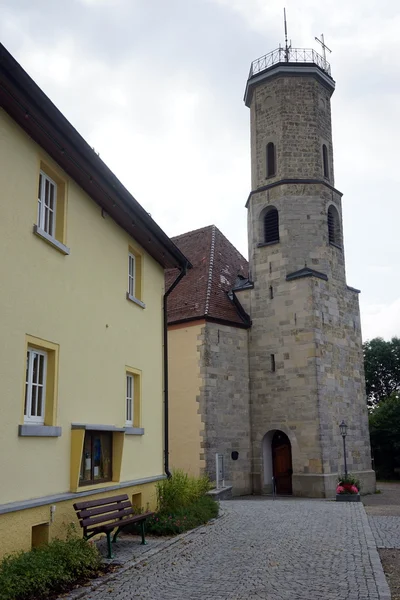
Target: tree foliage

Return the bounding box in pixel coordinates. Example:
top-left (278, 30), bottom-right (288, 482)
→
top-left (369, 393), bottom-right (400, 479)
top-left (363, 337), bottom-right (400, 406)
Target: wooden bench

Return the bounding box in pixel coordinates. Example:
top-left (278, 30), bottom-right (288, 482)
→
top-left (73, 494), bottom-right (154, 558)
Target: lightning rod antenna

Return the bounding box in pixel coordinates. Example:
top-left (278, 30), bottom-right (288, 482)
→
top-left (284, 8), bottom-right (291, 62)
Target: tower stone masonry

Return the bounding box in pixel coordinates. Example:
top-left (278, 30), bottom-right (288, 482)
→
top-left (242, 49), bottom-right (375, 497)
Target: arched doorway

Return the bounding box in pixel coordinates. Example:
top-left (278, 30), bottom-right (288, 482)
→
top-left (272, 431), bottom-right (293, 495)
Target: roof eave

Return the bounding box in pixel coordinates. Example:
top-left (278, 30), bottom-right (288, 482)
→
top-left (0, 43), bottom-right (189, 270)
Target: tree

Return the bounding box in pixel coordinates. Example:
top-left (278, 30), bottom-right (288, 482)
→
top-left (363, 337), bottom-right (400, 406)
top-left (369, 393), bottom-right (400, 479)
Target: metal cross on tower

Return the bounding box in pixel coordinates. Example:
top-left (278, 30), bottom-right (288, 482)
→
top-left (315, 33), bottom-right (332, 72)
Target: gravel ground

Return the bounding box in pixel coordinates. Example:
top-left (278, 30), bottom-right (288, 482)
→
top-left (364, 482), bottom-right (400, 600)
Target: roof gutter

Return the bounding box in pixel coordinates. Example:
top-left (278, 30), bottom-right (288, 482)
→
top-left (163, 262), bottom-right (190, 478)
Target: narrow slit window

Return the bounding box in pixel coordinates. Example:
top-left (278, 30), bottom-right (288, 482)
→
top-left (269, 286), bottom-right (274, 299)
top-left (266, 142), bottom-right (276, 177)
top-left (126, 374), bottom-right (134, 425)
top-left (264, 207), bottom-right (279, 243)
top-left (25, 348), bottom-right (47, 424)
top-left (37, 171), bottom-right (57, 237)
top-left (322, 144), bottom-right (329, 179)
top-left (128, 253), bottom-right (136, 297)
top-left (327, 205), bottom-right (341, 247)
top-left (271, 354), bottom-right (276, 372)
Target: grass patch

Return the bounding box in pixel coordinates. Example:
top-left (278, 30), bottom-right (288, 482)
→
top-left (146, 495), bottom-right (219, 536)
top-left (156, 469), bottom-right (211, 513)
top-left (129, 470), bottom-right (219, 536)
top-left (0, 536), bottom-right (101, 600)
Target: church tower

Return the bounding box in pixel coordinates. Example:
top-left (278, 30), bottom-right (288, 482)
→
top-left (244, 41), bottom-right (375, 496)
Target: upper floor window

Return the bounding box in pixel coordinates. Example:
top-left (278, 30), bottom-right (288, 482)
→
top-left (38, 171), bottom-right (57, 237)
top-left (264, 207), bottom-right (279, 244)
top-left (322, 144), bottom-right (329, 179)
top-left (25, 348), bottom-right (47, 424)
top-left (328, 205), bottom-right (341, 247)
top-left (34, 163), bottom-right (70, 255)
top-left (266, 142), bottom-right (276, 178)
top-left (128, 253), bottom-right (136, 298)
top-left (127, 246), bottom-right (145, 307)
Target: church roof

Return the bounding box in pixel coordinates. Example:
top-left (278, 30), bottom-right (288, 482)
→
top-left (166, 225), bottom-right (250, 327)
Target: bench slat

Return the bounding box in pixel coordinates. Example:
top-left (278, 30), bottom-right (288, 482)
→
top-left (81, 507), bottom-right (134, 528)
top-left (77, 500), bottom-right (132, 520)
top-left (74, 494), bottom-right (129, 511)
top-left (85, 512), bottom-right (154, 534)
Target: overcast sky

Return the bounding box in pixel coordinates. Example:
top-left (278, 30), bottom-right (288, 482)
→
top-left (1, 0), bottom-right (399, 341)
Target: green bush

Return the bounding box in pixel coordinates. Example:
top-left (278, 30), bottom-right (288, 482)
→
top-left (146, 495), bottom-right (219, 536)
top-left (0, 536), bottom-right (101, 600)
top-left (369, 393), bottom-right (400, 479)
top-left (155, 469), bottom-right (211, 513)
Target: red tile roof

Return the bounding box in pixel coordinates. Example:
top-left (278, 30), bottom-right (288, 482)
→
top-left (166, 225), bottom-right (250, 326)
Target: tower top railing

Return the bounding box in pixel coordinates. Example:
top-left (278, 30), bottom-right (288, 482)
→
top-left (249, 47), bottom-right (332, 79)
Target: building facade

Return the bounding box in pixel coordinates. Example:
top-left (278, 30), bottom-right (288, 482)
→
top-left (167, 226), bottom-right (252, 496)
top-left (168, 47), bottom-right (375, 497)
top-left (0, 44), bottom-right (189, 558)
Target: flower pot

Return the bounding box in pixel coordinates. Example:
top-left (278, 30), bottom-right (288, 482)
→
top-left (336, 493), bottom-right (360, 502)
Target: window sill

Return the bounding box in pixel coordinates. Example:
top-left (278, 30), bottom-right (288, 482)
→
top-left (124, 427), bottom-right (145, 435)
top-left (18, 425), bottom-right (62, 437)
top-left (126, 293), bottom-right (145, 309)
top-left (71, 423), bottom-right (125, 432)
top-left (33, 225), bottom-right (70, 255)
top-left (257, 241), bottom-right (280, 248)
top-left (76, 480), bottom-right (116, 492)
top-left (265, 174), bottom-right (276, 180)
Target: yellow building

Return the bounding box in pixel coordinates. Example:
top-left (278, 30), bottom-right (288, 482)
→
top-left (0, 44), bottom-right (189, 558)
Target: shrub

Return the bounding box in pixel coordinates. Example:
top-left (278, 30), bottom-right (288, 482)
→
top-left (155, 469), bottom-right (211, 513)
top-left (0, 536), bottom-right (101, 600)
top-left (146, 495), bottom-right (219, 536)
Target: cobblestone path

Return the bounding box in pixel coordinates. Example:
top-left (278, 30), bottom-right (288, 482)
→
top-left (369, 517), bottom-right (400, 549)
top-left (84, 499), bottom-right (389, 600)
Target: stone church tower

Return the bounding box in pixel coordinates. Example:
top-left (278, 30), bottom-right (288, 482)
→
top-left (243, 47), bottom-right (375, 497)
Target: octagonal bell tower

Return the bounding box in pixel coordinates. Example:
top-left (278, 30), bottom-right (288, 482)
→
top-left (244, 43), bottom-right (375, 497)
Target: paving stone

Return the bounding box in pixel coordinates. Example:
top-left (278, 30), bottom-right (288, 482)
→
top-left (74, 499), bottom-right (390, 600)
top-left (368, 515), bottom-right (400, 549)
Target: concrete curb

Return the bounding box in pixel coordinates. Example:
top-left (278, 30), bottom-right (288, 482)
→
top-left (359, 504), bottom-right (392, 600)
top-left (63, 508), bottom-right (226, 600)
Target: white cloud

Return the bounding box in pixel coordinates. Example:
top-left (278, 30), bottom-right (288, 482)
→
top-left (1, 0), bottom-right (399, 339)
top-left (361, 298), bottom-right (400, 341)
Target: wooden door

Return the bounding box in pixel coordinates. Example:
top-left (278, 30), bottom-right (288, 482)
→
top-left (272, 433), bottom-right (293, 495)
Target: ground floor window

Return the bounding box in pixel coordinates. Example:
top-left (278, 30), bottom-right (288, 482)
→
top-left (25, 348), bottom-right (47, 423)
top-left (79, 431), bottom-right (112, 485)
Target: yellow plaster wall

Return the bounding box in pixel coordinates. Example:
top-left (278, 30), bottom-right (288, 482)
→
top-left (168, 323), bottom-right (204, 476)
top-left (0, 109), bottom-right (165, 511)
top-left (0, 482), bottom-right (158, 559)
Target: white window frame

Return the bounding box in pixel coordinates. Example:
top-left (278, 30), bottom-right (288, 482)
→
top-left (128, 253), bottom-right (136, 298)
top-left (126, 374), bottom-right (134, 426)
top-left (37, 171), bottom-right (57, 238)
top-left (25, 348), bottom-right (47, 424)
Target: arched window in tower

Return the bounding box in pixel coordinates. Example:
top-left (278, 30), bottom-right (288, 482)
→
top-left (266, 142), bottom-right (276, 177)
top-left (322, 144), bottom-right (329, 179)
top-left (327, 205), bottom-right (341, 247)
top-left (263, 207), bottom-right (279, 244)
